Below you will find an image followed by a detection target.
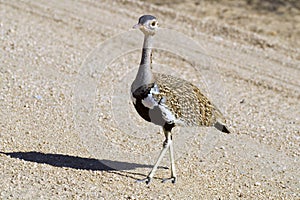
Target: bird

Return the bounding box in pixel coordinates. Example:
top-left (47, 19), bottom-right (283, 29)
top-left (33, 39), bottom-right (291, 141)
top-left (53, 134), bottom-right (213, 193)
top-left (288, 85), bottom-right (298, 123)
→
top-left (130, 15), bottom-right (230, 184)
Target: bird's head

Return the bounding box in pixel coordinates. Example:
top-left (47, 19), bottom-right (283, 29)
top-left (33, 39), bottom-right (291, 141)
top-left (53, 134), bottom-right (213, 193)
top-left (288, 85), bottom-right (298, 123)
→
top-left (133, 15), bottom-right (158, 36)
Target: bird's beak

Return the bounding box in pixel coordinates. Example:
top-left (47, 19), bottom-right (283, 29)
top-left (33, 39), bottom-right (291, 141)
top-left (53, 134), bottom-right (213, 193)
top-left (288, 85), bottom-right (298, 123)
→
top-left (132, 23), bottom-right (141, 29)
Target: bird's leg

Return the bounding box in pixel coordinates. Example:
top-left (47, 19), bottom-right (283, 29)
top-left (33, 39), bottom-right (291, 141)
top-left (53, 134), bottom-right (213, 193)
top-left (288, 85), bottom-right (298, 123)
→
top-left (137, 129), bottom-right (171, 184)
top-left (162, 132), bottom-right (177, 183)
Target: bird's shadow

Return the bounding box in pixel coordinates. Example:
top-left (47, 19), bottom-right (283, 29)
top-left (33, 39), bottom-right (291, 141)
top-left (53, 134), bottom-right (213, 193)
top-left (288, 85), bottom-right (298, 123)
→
top-left (0, 151), bottom-right (161, 180)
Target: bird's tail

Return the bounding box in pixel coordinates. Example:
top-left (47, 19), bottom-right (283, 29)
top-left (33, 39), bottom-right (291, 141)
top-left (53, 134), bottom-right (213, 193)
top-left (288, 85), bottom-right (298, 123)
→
top-left (214, 121), bottom-right (230, 133)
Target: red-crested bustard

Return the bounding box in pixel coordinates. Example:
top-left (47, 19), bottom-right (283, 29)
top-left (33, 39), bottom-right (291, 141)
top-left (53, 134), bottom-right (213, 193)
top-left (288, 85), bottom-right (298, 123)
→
top-left (131, 15), bottom-right (230, 184)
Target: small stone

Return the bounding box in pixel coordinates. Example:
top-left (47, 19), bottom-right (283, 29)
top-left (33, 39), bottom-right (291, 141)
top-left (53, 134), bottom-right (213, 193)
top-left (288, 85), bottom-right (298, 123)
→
top-left (8, 28), bottom-right (15, 33)
top-left (34, 95), bottom-right (42, 100)
top-left (254, 182), bottom-right (261, 186)
top-left (281, 184), bottom-right (287, 189)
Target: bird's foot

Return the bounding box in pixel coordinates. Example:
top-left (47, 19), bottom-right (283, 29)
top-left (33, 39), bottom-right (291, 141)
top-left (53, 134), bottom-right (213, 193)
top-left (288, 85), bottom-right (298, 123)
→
top-left (162, 177), bottom-right (176, 184)
top-left (136, 177), bottom-right (151, 185)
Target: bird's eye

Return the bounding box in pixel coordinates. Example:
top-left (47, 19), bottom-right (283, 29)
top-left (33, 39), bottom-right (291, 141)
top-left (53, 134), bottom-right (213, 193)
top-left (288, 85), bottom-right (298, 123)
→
top-left (151, 21), bottom-right (156, 27)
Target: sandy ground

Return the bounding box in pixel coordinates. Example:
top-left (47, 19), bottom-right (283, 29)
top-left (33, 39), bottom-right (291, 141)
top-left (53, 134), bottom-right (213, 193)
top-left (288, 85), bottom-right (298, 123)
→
top-left (1, 0), bottom-right (299, 199)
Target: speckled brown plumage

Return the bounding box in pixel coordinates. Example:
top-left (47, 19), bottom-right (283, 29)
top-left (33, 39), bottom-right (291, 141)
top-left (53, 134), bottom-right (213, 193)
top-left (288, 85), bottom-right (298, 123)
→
top-left (153, 73), bottom-right (221, 127)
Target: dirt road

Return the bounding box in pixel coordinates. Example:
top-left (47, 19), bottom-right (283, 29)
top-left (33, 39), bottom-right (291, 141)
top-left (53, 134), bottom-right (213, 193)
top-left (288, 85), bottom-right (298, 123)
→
top-left (1, 0), bottom-right (299, 199)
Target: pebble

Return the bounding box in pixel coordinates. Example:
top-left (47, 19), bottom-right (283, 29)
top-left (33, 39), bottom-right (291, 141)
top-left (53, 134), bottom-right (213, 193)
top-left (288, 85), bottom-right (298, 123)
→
top-left (254, 182), bottom-right (261, 186)
top-left (34, 95), bottom-right (42, 100)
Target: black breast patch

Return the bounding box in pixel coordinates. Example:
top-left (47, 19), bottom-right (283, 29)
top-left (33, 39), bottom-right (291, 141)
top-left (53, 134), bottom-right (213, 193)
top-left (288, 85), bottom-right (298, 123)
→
top-left (132, 83), bottom-right (155, 100)
top-left (131, 83), bottom-right (175, 131)
top-left (132, 83), bottom-right (155, 122)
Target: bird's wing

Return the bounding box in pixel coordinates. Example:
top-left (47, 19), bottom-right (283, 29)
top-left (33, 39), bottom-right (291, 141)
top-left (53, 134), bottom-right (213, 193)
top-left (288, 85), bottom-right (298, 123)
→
top-left (154, 73), bottom-right (220, 127)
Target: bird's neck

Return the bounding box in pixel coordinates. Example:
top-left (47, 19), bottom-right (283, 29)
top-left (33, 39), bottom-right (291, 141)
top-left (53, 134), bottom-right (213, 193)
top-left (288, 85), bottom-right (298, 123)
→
top-left (132, 35), bottom-right (155, 92)
top-left (140, 35), bottom-right (153, 66)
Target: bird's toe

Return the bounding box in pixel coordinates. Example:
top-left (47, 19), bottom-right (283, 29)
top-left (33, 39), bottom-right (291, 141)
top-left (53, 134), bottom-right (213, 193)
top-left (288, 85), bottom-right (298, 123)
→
top-left (136, 177), bottom-right (151, 184)
top-left (162, 177), bottom-right (176, 184)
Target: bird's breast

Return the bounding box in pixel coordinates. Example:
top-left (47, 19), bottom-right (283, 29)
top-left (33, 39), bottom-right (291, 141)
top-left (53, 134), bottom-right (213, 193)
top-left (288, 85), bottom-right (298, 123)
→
top-left (131, 83), bottom-right (176, 126)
